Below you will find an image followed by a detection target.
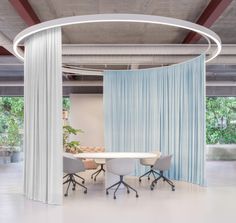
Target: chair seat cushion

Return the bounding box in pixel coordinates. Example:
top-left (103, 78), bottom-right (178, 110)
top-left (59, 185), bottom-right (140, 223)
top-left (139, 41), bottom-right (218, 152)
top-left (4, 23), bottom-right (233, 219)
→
top-left (140, 151), bottom-right (161, 166)
top-left (79, 146), bottom-right (105, 169)
top-left (83, 159), bottom-right (98, 169)
top-left (94, 158), bottom-right (106, 165)
top-left (140, 158), bottom-right (157, 166)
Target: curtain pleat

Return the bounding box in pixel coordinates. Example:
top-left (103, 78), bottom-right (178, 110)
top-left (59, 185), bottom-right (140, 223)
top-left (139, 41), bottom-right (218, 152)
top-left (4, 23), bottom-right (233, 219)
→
top-left (24, 28), bottom-right (63, 204)
top-left (104, 55), bottom-right (205, 185)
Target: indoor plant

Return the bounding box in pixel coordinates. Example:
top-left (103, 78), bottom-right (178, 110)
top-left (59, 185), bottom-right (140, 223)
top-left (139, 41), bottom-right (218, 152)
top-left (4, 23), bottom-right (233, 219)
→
top-left (7, 118), bottom-right (23, 163)
top-left (63, 125), bottom-right (83, 153)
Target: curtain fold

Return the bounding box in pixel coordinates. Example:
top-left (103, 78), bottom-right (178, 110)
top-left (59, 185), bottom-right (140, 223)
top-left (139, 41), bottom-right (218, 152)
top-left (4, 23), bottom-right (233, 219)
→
top-left (24, 28), bottom-right (63, 204)
top-left (104, 55), bottom-right (205, 185)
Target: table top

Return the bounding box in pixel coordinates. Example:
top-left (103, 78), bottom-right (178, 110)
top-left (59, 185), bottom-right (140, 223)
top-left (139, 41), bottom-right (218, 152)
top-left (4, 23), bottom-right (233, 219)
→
top-left (74, 152), bottom-right (157, 159)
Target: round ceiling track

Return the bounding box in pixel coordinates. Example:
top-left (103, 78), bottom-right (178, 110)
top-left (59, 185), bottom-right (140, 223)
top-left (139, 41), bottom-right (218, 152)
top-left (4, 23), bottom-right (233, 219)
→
top-left (13, 14), bottom-right (222, 66)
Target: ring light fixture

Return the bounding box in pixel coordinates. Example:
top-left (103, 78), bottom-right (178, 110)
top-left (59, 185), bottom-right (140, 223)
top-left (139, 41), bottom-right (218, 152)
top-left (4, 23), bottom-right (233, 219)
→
top-left (13, 14), bottom-right (221, 63)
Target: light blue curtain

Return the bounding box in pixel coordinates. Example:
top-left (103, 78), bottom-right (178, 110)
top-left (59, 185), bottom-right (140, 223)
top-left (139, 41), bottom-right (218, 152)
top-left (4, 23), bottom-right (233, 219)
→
top-left (104, 55), bottom-right (205, 185)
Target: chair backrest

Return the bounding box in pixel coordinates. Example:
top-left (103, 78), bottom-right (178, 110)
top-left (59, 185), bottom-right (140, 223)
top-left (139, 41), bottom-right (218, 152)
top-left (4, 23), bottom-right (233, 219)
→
top-left (106, 158), bottom-right (136, 176)
top-left (63, 152), bottom-right (85, 174)
top-left (140, 151), bottom-right (161, 166)
top-left (153, 155), bottom-right (172, 171)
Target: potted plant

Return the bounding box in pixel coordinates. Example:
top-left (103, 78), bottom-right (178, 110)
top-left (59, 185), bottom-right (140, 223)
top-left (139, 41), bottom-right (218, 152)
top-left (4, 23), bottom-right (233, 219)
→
top-left (7, 118), bottom-right (23, 163)
top-left (63, 125), bottom-right (83, 154)
top-left (0, 133), bottom-right (11, 164)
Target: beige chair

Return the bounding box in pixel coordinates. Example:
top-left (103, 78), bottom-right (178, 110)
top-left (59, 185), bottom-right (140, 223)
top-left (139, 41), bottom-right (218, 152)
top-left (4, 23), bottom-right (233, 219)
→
top-left (79, 146), bottom-right (105, 170)
top-left (106, 158), bottom-right (138, 199)
top-left (79, 146), bottom-right (106, 181)
top-left (139, 151), bottom-right (161, 182)
top-left (150, 155), bottom-right (175, 191)
top-left (91, 158), bottom-right (106, 181)
top-left (63, 153), bottom-right (87, 196)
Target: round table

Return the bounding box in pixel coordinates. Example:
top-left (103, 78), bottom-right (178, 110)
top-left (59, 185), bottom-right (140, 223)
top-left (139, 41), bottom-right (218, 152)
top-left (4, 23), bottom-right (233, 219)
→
top-left (74, 152), bottom-right (157, 188)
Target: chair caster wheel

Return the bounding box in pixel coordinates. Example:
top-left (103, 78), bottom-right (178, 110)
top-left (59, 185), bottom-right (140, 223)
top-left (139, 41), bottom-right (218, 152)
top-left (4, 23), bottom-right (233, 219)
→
top-left (172, 187), bottom-right (175, 191)
top-left (72, 187), bottom-right (75, 191)
top-left (127, 190), bottom-right (130, 194)
top-left (82, 181), bottom-right (85, 184)
top-left (91, 176), bottom-right (93, 179)
top-left (136, 194), bottom-right (139, 198)
top-left (106, 191), bottom-right (109, 195)
top-left (148, 177), bottom-right (150, 180)
top-left (150, 186), bottom-right (154, 191)
top-left (113, 196), bottom-right (116, 199)
top-left (84, 190), bottom-right (87, 194)
top-left (64, 193), bottom-right (68, 197)
top-left (139, 179), bottom-right (141, 182)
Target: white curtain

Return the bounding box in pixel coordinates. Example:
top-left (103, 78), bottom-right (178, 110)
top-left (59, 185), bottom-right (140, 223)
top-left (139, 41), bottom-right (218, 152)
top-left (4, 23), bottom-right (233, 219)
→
top-left (24, 28), bottom-right (63, 204)
top-left (104, 55), bottom-right (205, 185)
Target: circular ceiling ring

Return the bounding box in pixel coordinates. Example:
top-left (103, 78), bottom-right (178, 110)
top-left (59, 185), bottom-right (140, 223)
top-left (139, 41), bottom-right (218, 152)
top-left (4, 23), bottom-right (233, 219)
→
top-left (202, 35), bottom-right (212, 55)
top-left (13, 14), bottom-right (221, 63)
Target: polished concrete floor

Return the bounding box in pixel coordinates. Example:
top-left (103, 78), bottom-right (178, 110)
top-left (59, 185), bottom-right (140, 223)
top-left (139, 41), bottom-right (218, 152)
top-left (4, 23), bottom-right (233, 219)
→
top-left (0, 161), bottom-right (236, 223)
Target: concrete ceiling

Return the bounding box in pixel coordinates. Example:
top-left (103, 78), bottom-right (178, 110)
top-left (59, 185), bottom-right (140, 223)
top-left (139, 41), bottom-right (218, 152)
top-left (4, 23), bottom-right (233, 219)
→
top-left (28, 0), bottom-right (210, 44)
top-left (0, 0), bottom-right (27, 40)
top-left (0, 0), bottom-right (236, 96)
top-left (198, 0), bottom-right (236, 44)
top-left (209, 0), bottom-right (236, 44)
top-left (1, 0), bottom-right (236, 45)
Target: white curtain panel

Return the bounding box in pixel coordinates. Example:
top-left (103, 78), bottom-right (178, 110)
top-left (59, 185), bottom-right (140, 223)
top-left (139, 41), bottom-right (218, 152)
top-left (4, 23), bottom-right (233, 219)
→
top-left (24, 28), bottom-right (63, 204)
top-left (104, 55), bottom-right (205, 185)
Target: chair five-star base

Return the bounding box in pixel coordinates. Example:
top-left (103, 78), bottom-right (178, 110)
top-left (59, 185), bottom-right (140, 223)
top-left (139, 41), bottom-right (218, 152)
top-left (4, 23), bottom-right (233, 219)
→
top-left (150, 171), bottom-right (175, 191)
top-left (91, 164), bottom-right (105, 181)
top-left (63, 174), bottom-right (87, 196)
top-left (106, 176), bottom-right (139, 199)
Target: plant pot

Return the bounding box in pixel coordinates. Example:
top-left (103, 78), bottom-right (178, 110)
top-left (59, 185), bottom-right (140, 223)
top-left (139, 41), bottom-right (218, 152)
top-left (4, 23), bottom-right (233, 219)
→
top-left (11, 151), bottom-right (23, 163)
top-left (0, 150), bottom-right (11, 164)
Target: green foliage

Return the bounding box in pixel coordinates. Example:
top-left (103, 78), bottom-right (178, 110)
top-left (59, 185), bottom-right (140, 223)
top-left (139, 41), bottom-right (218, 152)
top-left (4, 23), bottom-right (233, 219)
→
top-left (0, 97), bottom-right (24, 149)
top-left (3, 96), bottom-right (234, 149)
top-left (63, 97), bottom-right (70, 111)
top-left (7, 118), bottom-right (22, 148)
top-left (63, 125), bottom-right (83, 153)
top-left (206, 97), bottom-right (236, 144)
top-left (0, 97), bottom-right (71, 149)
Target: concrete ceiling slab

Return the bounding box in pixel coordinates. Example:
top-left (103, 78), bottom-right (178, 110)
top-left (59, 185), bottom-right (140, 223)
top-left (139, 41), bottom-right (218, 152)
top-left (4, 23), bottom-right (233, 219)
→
top-left (0, 0), bottom-right (27, 41)
top-left (62, 22), bottom-right (193, 44)
top-left (28, 0), bottom-right (209, 44)
top-left (209, 0), bottom-right (236, 44)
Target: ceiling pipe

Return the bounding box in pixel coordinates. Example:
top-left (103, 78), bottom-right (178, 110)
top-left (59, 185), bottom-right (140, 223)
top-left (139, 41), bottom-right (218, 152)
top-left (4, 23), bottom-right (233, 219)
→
top-left (62, 44), bottom-right (236, 55)
top-left (0, 81), bottom-right (103, 87)
top-left (206, 81), bottom-right (236, 86)
top-left (1, 81), bottom-right (235, 87)
top-left (62, 67), bottom-right (103, 76)
top-left (63, 55), bottom-right (236, 66)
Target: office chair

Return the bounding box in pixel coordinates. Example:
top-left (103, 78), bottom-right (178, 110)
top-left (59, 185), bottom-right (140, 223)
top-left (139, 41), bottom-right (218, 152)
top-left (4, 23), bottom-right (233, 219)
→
top-left (91, 159), bottom-right (105, 181)
top-left (106, 158), bottom-right (139, 199)
top-left (63, 153), bottom-right (87, 196)
top-left (150, 155), bottom-right (175, 191)
top-left (139, 151), bottom-right (161, 182)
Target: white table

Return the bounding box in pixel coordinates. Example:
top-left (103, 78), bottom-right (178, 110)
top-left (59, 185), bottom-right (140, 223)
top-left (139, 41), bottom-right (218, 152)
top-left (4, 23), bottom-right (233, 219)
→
top-left (74, 152), bottom-right (157, 188)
